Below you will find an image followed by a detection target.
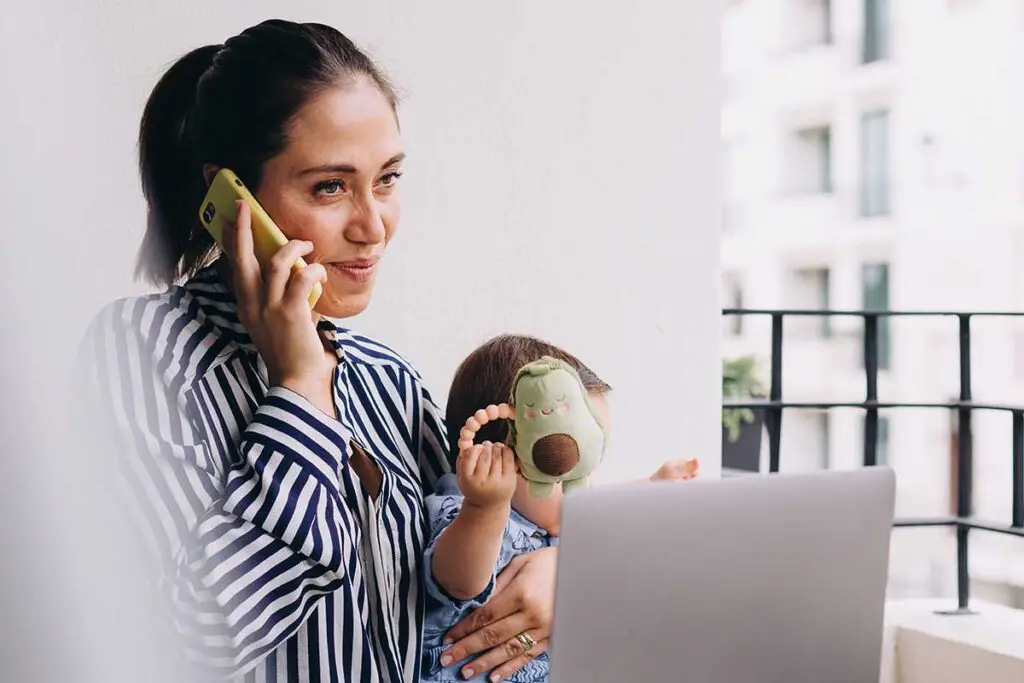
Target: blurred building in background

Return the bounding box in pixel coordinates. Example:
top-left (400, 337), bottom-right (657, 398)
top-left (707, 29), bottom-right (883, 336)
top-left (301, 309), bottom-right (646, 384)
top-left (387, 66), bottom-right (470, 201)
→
top-left (720, 0), bottom-right (1024, 604)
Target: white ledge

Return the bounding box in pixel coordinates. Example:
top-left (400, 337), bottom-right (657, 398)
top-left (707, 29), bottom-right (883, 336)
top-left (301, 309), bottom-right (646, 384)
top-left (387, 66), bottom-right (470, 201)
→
top-left (882, 599), bottom-right (1024, 683)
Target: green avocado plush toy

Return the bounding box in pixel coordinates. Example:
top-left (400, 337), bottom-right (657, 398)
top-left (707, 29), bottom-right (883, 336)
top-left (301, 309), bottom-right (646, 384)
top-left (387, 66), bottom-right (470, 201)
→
top-left (507, 356), bottom-right (609, 498)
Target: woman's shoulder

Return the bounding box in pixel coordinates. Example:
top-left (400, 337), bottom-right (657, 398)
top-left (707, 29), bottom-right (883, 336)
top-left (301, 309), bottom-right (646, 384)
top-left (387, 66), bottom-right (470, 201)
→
top-left (85, 287), bottom-right (188, 348)
top-left (81, 272), bottom-right (240, 389)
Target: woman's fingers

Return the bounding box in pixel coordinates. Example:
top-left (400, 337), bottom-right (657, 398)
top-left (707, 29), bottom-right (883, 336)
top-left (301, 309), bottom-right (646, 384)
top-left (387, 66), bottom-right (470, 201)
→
top-left (445, 590), bottom-right (513, 647)
top-left (265, 239), bottom-right (315, 304)
top-left (454, 621), bottom-right (552, 680)
top-left (282, 260), bottom-right (327, 311)
top-left (441, 612), bottom-right (534, 671)
top-left (478, 636), bottom-right (549, 683)
top-left (225, 201), bottom-right (263, 317)
top-left (223, 203), bottom-right (319, 319)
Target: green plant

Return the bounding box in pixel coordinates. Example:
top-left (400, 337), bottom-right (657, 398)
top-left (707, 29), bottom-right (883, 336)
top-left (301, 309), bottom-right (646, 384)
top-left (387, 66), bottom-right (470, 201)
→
top-left (722, 355), bottom-right (766, 443)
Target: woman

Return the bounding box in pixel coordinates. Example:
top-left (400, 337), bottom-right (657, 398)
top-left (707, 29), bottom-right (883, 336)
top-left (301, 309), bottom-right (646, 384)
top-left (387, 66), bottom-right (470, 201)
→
top-left (79, 19), bottom-right (555, 683)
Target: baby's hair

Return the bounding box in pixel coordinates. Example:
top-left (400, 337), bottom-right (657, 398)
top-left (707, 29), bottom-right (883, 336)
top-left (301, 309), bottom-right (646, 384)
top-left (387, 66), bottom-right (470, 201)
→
top-left (445, 334), bottom-right (611, 460)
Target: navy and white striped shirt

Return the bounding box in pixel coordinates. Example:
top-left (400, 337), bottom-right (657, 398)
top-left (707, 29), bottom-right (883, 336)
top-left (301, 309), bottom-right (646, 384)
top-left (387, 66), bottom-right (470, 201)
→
top-left (78, 265), bottom-right (452, 682)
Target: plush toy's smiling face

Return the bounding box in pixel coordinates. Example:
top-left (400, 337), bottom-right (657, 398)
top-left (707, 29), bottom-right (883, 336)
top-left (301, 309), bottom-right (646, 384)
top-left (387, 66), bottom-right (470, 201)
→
top-left (515, 369), bottom-right (582, 422)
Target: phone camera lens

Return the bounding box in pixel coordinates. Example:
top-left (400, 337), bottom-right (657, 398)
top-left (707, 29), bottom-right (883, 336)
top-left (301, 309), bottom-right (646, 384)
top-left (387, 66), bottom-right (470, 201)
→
top-left (203, 202), bottom-right (216, 223)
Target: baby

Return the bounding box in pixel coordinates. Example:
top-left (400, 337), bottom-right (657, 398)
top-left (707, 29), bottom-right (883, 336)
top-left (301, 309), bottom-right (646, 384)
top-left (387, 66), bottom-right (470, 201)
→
top-left (420, 334), bottom-right (697, 683)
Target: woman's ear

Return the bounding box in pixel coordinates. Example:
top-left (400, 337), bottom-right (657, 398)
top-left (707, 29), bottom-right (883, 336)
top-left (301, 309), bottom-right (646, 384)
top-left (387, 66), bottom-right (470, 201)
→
top-left (202, 163), bottom-right (221, 187)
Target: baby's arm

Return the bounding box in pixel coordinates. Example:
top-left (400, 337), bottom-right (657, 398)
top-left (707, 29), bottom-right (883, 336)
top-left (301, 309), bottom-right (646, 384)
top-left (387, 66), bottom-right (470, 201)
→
top-left (649, 458), bottom-right (700, 481)
top-left (432, 443), bottom-right (519, 600)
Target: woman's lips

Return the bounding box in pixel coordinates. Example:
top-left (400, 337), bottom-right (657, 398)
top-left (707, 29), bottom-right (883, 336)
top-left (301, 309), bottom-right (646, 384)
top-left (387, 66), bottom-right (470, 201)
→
top-left (325, 258), bottom-right (379, 284)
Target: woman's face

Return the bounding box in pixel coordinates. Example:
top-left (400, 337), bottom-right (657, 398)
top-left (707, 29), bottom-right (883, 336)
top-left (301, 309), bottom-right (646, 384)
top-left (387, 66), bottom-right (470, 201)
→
top-left (255, 78), bottom-right (404, 319)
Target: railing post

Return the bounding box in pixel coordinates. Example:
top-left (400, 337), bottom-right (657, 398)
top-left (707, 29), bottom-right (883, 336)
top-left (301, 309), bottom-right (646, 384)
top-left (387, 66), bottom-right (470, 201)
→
top-left (767, 313), bottom-right (784, 473)
top-left (1014, 411), bottom-right (1023, 529)
top-left (940, 314), bottom-right (975, 615)
top-left (863, 314), bottom-right (879, 467)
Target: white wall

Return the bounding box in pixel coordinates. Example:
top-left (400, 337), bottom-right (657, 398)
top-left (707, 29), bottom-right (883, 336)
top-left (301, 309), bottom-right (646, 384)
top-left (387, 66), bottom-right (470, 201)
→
top-left (1, 0), bottom-right (721, 483)
top-left (0, 3), bottom-right (719, 681)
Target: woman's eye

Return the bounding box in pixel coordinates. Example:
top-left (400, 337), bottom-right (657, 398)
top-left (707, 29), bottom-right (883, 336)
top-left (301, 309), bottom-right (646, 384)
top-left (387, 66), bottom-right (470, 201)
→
top-left (315, 180), bottom-right (345, 196)
top-left (378, 170), bottom-right (404, 187)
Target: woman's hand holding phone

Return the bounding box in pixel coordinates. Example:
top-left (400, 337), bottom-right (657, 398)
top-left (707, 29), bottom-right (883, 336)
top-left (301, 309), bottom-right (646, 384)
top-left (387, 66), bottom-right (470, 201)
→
top-left (222, 200), bottom-right (337, 417)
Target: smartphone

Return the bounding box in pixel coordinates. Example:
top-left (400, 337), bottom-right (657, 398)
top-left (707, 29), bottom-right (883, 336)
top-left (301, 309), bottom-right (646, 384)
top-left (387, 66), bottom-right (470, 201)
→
top-left (198, 168), bottom-right (322, 309)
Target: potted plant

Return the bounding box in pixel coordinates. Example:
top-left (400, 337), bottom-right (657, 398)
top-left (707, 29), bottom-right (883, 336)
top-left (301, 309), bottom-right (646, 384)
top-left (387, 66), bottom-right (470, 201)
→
top-left (722, 355), bottom-right (766, 473)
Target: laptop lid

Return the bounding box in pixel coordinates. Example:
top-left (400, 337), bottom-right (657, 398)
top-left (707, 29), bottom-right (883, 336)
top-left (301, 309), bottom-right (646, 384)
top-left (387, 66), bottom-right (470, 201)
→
top-left (548, 467), bottom-right (896, 683)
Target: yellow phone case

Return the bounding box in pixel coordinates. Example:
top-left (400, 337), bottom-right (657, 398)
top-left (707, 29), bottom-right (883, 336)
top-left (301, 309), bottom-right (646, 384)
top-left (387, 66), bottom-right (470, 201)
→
top-left (198, 168), bottom-right (323, 309)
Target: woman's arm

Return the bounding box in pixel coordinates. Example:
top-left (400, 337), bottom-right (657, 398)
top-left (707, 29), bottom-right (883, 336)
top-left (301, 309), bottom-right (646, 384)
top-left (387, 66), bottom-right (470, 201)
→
top-left (431, 444), bottom-right (516, 599)
top-left (439, 546), bottom-right (558, 681)
top-left (80, 307), bottom-right (354, 679)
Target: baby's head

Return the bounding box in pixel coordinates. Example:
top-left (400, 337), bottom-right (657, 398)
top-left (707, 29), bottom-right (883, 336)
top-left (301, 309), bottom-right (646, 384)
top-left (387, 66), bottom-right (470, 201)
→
top-left (446, 334), bottom-right (611, 533)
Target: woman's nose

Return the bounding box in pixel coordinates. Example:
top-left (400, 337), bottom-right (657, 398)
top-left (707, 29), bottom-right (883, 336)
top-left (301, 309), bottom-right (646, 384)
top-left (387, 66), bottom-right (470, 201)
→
top-left (346, 195), bottom-right (387, 245)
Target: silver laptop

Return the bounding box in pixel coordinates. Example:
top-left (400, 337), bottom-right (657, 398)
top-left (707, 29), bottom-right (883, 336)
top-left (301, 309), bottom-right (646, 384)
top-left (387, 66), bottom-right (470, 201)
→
top-left (548, 467), bottom-right (896, 683)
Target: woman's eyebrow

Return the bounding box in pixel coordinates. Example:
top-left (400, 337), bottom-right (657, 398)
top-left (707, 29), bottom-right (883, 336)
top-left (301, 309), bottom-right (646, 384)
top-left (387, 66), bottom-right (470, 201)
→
top-left (382, 152), bottom-right (406, 168)
top-left (298, 153), bottom-right (406, 177)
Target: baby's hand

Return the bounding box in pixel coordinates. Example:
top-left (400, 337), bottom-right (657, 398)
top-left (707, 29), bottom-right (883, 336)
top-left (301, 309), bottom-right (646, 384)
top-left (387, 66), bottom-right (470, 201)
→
top-left (650, 458), bottom-right (700, 482)
top-left (457, 442), bottom-right (518, 509)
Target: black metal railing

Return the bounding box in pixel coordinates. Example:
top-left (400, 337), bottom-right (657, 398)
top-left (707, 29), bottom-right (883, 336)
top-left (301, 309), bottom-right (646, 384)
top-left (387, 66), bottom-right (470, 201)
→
top-left (722, 308), bottom-right (1024, 614)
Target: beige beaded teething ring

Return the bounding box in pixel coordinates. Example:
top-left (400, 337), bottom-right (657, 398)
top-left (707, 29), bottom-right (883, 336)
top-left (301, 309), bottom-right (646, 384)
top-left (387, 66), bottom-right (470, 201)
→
top-left (456, 403), bottom-right (515, 451)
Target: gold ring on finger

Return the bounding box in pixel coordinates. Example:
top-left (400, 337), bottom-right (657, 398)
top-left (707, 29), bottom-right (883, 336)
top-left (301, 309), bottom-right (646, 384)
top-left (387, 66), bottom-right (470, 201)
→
top-left (515, 631), bottom-right (536, 650)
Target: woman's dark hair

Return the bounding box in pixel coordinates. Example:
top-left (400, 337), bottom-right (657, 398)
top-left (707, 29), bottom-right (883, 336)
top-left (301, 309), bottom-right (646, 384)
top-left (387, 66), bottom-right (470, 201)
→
top-left (445, 334), bottom-right (612, 460)
top-left (135, 19), bottom-right (398, 285)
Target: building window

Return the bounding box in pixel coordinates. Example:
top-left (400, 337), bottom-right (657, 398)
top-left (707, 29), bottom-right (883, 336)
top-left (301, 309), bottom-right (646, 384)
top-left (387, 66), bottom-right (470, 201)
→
top-left (861, 262), bottom-right (891, 369)
top-left (863, 0), bottom-right (889, 63)
top-left (818, 268), bottom-right (832, 338)
top-left (785, 125), bottom-right (832, 195)
top-left (860, 109), bottom-right (890, 217)
top-left (786, 268), bottom-right (831, 338)
top-left (788, 0), bottom-right (833, 51)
